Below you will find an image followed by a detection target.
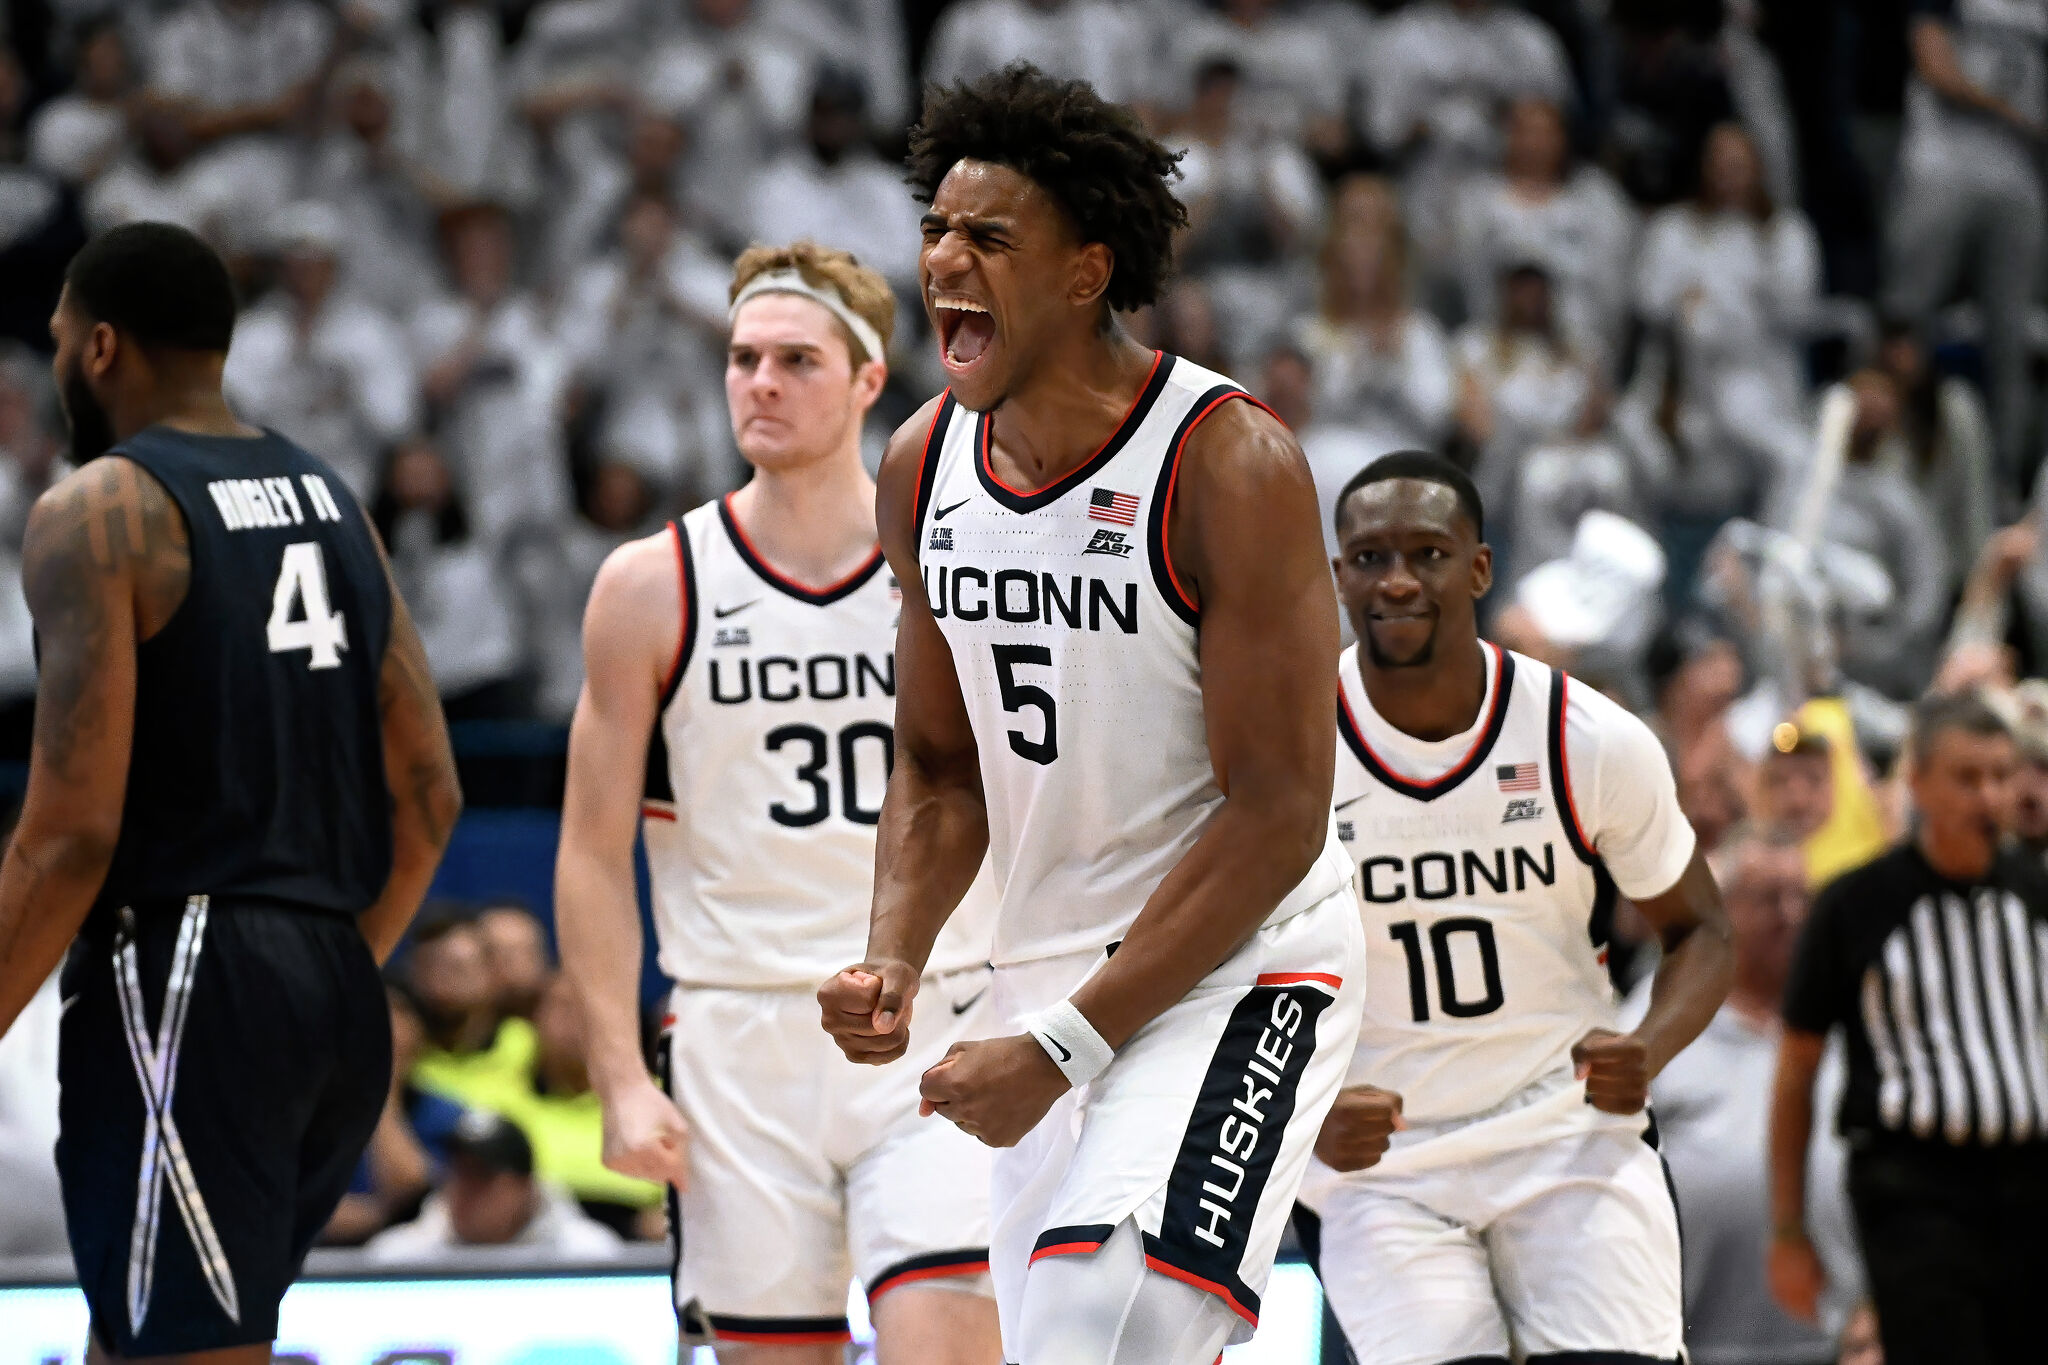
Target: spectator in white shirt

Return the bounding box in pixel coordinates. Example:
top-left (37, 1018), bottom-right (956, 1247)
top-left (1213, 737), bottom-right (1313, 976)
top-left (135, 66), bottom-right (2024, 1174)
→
top-left (1260, 342), bottom-right (1395, 570)
top-left (1293, 174), bottom-right (1455, 455)
top-left (556, 192), bottom-right (735, 499)
top-left (225, 203), bottom-right (420, 498)
top-left (1452, 259), bottom-right (1596, 507)
top-left (744, 67), bottom-right (924, 290)
top-left (1453, 95), bottom-right (1636, 367)
top-left (640, 0), bottom-right (814, 240)
top-left (1166, 0), bottom-right (1352, 157)
top-left (1624, 825), bottom-right (1856, 1365)
top-left (1173, 57), bottom-right (1325, 280)
top-left (371, 436), bottom-right (529, 719)
top-left (1870, 318), bottom-right (1995, 596)
top-left (364, 1110), bottom-right (624, 1264)
top-left (27, 18), bottom-right (133, 189)
top-left (142, 0), bottom-right (337, 249)
top-left (1636, 122), bottom-right (1822, 420)
top-left (1361, 0), bottom-right (1573, 264)
top-left (1885, 0), bottom-right (2048, 484)
top-left (923, 0), bottom-right (1153, 109)
top-left (409, 203), bottom-right (573, 542)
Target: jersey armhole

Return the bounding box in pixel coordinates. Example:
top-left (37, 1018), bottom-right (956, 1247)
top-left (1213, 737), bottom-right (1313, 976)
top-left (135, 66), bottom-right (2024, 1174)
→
top-left (910, 393), bottom-right (957, 567)
top-left (1545, 667), bottom-right (1598, 864)
top-left (1145, 388), bottom-right (1282, 629)
top-left (658, 518), bottom-right (698, 709)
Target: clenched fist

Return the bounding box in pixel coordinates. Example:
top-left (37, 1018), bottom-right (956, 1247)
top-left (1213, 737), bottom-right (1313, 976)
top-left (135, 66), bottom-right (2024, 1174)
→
top-left (819, 959), bottom-right (921, 1063)
top-left (1315, 1084), bottom-right (1405, 1172)
top-left (599, 1076), bottom-right (690, 1190)
top-left (1571, 1027), bottom-right (1651, 1114)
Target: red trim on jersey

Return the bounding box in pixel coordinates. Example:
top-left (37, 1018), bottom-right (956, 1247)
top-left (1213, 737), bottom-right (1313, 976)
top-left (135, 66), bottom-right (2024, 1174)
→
top-left (1141, 1254), bottom-right (1259, 1326)
top-left (1256, 972), bottom-right (1343, 990)
top-left (977, 350), bottom-right (1164, 499)
top-left (1554, 672), bottom-right (1594, 853)
top-left (713, 1328), bottom-right (853, 1346)
top-left (640, 803), bottom-right (677, 823)
top-left (1029, 1239), bottom-right (1106, 1264)
top-left (1341, 642), bottom-right (1510, 789)
top-left (868, 1257), bottom-right (990, 1301)
top-left (659, 521), bottom-right (688, 696)
top-left (1157, 391), bottom-right (1285, 615)
top-left (720, 492), bottom-right (884, 596)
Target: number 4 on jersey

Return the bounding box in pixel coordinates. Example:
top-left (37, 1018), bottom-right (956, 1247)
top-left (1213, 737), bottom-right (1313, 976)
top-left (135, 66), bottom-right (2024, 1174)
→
top-left (268, 541), bottom-right (348, 670)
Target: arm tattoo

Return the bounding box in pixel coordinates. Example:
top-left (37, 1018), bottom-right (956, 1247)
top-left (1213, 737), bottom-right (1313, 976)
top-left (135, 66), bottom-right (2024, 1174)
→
top-left (20, 461), bottom-right (186, 780)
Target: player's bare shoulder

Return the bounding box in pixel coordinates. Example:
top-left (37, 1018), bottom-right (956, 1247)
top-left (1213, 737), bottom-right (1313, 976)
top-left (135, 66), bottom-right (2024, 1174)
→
top-left (24, 455), bottom-right (190, 633)
top-left (582, 521), bottom-right (684, 689)
top-left (1168, 394), bottom-right (1324, 604)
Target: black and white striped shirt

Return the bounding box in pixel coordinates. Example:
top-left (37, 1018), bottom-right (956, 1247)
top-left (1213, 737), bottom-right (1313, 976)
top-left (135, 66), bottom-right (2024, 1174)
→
top-left (1786, 844), bottom-right (2048, 1148)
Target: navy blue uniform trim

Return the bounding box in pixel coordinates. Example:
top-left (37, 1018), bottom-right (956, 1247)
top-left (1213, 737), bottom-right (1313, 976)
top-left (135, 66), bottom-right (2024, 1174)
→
top-left (1145, 381), bottom-right (1250, 630)
top-left (1339, 646), bottom-right (1517, 802)
top-left (912, 392), bottom-right (958, 559)
top-left (972, 352), bottom-right (1174, 514)
top-left (717, 496), bottom-right (884, 606)
top-left (865, 1247), bottom-right (990, 1300)
top-left (1031, 1223), bottom-right (1116, 1259)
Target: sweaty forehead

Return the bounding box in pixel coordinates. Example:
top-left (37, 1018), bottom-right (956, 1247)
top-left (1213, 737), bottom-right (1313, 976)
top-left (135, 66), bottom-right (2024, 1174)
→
top-left (929, 160), bottom-right (1074, 242)
top-left (1339, 478), bottom-right (1471, 540)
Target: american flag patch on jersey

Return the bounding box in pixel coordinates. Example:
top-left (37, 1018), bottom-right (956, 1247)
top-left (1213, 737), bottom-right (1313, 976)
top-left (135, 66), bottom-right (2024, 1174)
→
top-left (1089, 488), bottom-right (1140, 526)
top-left (1496, 762), bottom-right (1539, 792)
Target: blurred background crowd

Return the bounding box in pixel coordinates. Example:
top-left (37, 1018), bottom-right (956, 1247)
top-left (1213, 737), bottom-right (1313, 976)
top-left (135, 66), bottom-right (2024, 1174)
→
top-left (0, 0), bottom-right (2042, 1361)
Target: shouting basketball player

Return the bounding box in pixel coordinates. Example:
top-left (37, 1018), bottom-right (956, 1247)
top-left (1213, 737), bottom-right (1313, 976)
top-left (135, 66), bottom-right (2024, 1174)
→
top-left (1300, 451), bottom-right (1732, 1365)
top-left (555, 242), bottom-right (1001, 1363)
top-left (817, 66), bottom-right (1366, 1363)
top-left (0, 223), bottom-right (460, 1362)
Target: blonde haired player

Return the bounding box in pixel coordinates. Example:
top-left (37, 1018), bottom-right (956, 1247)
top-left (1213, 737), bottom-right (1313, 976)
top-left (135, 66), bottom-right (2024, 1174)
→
top-left (556, 242), bottom-right (1001, 1362)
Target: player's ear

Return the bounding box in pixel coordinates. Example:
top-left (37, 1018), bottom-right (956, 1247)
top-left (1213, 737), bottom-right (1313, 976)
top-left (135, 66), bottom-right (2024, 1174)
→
top-left (851, 355), bottom-right (888, 409)
top-left (1470, 542), bottom-right (1493, 600)
top-left (1067, 242), bottom-right (1113, 312)
top-left (86, 320), bottom-right (120, 381)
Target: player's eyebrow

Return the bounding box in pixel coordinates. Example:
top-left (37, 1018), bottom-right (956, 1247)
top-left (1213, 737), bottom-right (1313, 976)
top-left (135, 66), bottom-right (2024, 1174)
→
top-left (728, 340), bottom-right (825, 356)
top-left (920, 211), bottom-right (1014, 239)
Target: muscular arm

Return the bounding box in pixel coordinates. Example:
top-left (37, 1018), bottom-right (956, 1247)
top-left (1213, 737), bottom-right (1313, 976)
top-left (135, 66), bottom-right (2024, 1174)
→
top-left (1580, 851), bottom-right (1735, 1108)
top-left (825, 402), bottom-right (989, 1060)
top-left (357, 540), bottom-right (461, 965)
top-left (868, 403), bottom-right (990, 972)
top-left (556, 537), bottom-right (676, 1097)
top-left (0, 459), bottom-right (171, 1038)
top-left (1069, 401), bottom-right (1341, 1049)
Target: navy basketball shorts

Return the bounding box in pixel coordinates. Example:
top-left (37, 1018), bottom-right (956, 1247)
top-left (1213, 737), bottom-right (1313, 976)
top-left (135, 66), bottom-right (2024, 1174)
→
top-left (57, 896), bottom-right (389, 1355)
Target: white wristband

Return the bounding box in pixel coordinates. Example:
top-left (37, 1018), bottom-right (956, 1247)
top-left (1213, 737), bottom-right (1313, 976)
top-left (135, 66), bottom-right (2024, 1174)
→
top-left (1025, 999), bottom-right (1114, 1089)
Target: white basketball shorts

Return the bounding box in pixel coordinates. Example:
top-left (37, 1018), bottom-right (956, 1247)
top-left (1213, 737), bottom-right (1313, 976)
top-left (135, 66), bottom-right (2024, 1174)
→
top-left (657, 964), bottom-right (997, 1347)
top-left (1299, 1079), bottom-right (1684, 1365)
top-left (989, 888), bottom-right (1367, 1355)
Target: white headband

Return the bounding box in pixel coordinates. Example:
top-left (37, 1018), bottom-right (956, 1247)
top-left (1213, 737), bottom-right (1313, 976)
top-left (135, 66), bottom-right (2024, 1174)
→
top-left (728, 268), bottom-right (886, 364)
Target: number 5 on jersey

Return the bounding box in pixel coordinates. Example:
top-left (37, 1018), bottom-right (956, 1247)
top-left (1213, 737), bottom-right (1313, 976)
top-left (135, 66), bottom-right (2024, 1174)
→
top-left (268, 541), bottom-right (348, 670)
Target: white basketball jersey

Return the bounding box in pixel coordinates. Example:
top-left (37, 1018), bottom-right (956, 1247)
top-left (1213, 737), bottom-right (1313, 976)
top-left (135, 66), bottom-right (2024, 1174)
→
top-left (1333, 643), bottom-right (1625, 1123)
top-left (914, 352), bottom-right (1352, 968)
top-left (643, 498), bottom-right (993, 989)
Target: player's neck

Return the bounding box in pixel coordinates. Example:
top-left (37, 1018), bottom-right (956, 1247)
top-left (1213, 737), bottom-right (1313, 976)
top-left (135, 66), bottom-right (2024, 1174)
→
top-left (114, 384), bottom-right (260, 445)
top-left (1358, 635), bottom-right (1490, 742)
top-left (984, 329), bottom-right (1157, 490)
top-left (729, 449), bottom-right (878, 587)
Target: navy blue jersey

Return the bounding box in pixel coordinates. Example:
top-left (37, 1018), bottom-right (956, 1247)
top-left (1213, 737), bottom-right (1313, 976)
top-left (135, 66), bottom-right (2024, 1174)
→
top-left (89, 427), bottom-right (393, 922)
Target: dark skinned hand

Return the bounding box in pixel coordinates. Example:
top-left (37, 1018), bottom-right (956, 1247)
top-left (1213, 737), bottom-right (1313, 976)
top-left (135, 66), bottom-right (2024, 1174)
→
top-left (919, 1034), bottom-right (1071, 1148)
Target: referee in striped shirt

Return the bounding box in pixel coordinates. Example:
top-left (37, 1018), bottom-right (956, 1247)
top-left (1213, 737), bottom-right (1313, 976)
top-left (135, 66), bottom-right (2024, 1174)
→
top-left (1768, 692), bottom-right (2048, 1365)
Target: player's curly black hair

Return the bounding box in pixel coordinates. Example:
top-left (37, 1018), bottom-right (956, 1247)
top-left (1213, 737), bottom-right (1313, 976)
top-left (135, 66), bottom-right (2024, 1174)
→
top-left (906, 63), bottom-right (1187, 314)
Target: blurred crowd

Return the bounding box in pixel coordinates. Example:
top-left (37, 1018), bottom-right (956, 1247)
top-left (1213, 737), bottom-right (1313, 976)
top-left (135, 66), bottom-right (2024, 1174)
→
top-left (3, 0), bottom-right (2048, 1360)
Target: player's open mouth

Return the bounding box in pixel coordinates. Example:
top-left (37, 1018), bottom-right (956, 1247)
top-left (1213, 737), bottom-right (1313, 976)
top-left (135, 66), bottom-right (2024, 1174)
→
top-left (934, 296), bottom-right (996, 373)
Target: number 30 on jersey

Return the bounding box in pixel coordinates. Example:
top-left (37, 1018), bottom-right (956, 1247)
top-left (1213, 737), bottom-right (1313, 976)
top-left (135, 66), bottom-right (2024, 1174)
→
top-left (268, 541), bottom-right (348, 670)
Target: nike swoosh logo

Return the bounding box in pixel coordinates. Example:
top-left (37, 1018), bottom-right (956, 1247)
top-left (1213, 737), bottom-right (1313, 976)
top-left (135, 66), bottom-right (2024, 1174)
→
top-left (934, 499), bottom-right (971, 521)
top-left (1047, 1036), bottom-right (1072, 1062)
top-left (714, 600), bottom-right (760, 619)
top-left (1335, 794), bottom-right (1368, 812)
top-left (60, 994), bottom-right (79, 1016)
top-left (951, 986), bottom-right (990, 1017)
